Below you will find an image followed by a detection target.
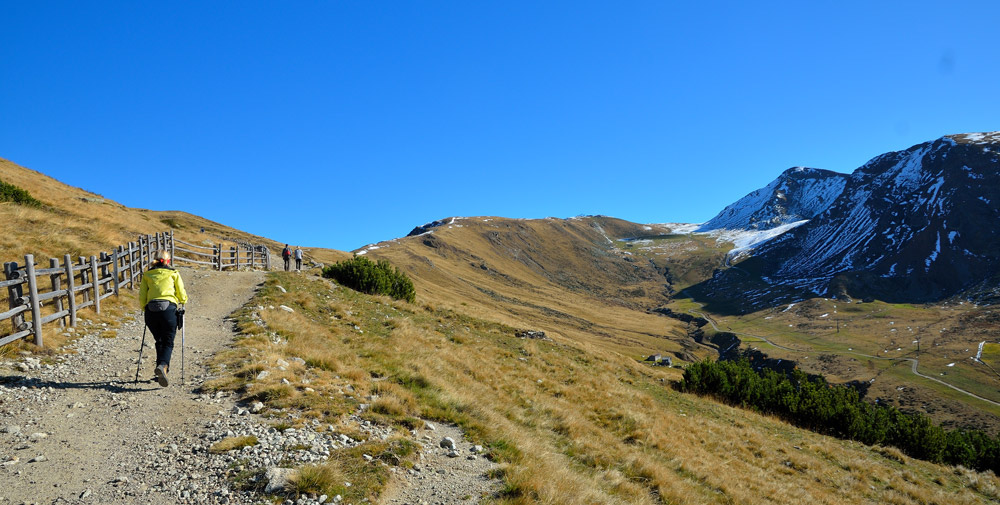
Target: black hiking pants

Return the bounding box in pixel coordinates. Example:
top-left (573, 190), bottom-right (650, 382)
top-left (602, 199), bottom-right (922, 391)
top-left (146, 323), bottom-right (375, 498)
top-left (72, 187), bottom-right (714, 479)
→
top-left (145, 302), bottom-right (178, 368)
top-left (284, 257), bottom-right (290, 271)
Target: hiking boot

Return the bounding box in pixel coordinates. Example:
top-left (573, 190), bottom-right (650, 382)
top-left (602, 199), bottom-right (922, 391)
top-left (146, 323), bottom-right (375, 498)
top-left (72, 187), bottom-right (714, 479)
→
top-left (155, 365), bottom-right (169, 387)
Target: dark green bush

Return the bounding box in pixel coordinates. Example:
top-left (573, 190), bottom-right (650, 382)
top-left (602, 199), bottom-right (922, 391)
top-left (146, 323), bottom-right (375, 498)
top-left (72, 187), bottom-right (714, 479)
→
top-left (681, 358), bottom-right (1000, 473)
top-left (0, 179), bottom-right (43, 207)
top-left (322, 256), bottom-right (415, 303)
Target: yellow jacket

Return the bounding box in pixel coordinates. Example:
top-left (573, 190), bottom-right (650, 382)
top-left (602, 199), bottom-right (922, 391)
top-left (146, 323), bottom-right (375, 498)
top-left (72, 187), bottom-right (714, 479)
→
top-left (139, 266), bottom-right (188, 308)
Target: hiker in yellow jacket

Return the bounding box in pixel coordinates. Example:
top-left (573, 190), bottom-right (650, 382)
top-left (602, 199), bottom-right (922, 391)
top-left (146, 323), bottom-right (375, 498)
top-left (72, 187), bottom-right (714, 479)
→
top-left (139, 251), bottom-right (188, 387)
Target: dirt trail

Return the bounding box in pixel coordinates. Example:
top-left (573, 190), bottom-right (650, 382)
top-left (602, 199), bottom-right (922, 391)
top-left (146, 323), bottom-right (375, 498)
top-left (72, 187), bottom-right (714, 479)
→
top-left (1, 266), bottom-right (499, 505)
top-left (0, 268), bottom-right (264, 504)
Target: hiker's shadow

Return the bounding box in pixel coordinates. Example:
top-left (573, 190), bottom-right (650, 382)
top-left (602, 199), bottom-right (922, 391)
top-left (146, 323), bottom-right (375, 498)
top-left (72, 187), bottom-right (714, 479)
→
top-left (0, 375), bottom-right (165, 393)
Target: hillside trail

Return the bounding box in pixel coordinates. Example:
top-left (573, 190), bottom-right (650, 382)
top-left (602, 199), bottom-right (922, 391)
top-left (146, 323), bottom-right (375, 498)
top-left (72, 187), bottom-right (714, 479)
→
top-left (1, 266), bottom-right (499, 505)
top-left (0, 268), bottom-right (265, 504)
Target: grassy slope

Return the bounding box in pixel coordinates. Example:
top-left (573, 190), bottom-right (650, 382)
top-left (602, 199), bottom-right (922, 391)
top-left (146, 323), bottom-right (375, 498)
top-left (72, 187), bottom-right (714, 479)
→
top-left (4, 157), bottom-right (1000, 503)
top-left (210, 271), bottom-right (1000, 504)
top-left (357, 217), bottom-right (710, 364)
top-left (0, 156), bottom-right (352, 263)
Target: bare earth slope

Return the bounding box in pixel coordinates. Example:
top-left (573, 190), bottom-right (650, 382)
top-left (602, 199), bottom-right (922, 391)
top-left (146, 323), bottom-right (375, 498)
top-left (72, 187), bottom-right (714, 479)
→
top-left (0, 268), bottom-right (264, 504)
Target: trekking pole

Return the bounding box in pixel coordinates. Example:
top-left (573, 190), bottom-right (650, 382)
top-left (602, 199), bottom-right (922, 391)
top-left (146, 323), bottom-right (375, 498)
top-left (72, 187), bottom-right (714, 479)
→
top-left (181, 322), bottom-right (185, 383)
top-left (135, 324), bottom-right (148, 383)
top-left (178, 304), bottom-right (186, 383)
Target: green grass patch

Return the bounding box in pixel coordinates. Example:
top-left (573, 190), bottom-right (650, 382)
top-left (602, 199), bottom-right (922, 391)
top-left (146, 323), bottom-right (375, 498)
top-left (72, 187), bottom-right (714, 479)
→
top-left (982, 343), bottom-right (1000, 369)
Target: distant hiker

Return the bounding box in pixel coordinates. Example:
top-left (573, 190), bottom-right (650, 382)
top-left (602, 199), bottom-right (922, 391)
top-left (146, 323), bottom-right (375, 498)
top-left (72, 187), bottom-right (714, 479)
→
top-left (294, 246), bottom-right (303, 271)
top-left (282, 244), bottom-right (291, 271)
top-left (139, 251), bottom-right (188, 387)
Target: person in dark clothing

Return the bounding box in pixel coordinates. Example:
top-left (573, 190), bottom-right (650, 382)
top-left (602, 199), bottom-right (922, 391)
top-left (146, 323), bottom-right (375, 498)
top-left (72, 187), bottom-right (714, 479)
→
top-left (139, 251), bottom-right (188, 387)
top-left (282, 244), bottom-right (291, 271)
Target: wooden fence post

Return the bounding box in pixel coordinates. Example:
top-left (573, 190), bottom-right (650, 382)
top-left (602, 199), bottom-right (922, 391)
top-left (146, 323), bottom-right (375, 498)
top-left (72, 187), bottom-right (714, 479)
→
top-left (4, 262), bottom-right (27, 333)
top-left (78, 256), bottom-right (90, 306)
top-left (169, 230), bottom-right (175, 262)
top-left (50, 258), bottom-right (65, 327)
top-left (99, 251), bottom-right (110, 295)
top-left (112, 248), bottom-right (121, 296)
top-left (216, 244), bottom-right (222, 271)
top-left (64, 254), bottom-right (77, 327)
top-left (23, 255), bottom-right (43, 347)
top-left (90, 256), bottom-right (100, 315)
top-left (128, 242), bottom-right (136, 289)
top-left (231, 246), bottom-right (237, 270)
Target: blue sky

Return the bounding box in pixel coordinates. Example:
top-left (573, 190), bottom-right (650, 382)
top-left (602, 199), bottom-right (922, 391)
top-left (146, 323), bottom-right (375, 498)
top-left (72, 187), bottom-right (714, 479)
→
top-left (2, 2), bottom-right (997, 251)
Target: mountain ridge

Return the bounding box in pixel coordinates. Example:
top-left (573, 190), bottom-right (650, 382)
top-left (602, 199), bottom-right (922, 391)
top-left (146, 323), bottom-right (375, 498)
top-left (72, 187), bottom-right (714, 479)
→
top-left (690, 132), bottom-right (1000, 311)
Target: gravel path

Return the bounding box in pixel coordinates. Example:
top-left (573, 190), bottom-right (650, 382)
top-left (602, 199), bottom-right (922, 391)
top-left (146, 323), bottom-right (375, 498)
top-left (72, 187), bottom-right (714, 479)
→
top-left (381, 422), bottom-right (500, 505)
top-left (0, 268), bottom-right (499, 505)
top-left (0, 268), bottom-right (265, 504)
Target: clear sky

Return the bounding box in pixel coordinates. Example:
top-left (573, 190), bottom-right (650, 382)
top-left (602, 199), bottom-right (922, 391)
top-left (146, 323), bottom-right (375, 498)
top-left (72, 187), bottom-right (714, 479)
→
top-left (2, 2), bottom-right (997, 252)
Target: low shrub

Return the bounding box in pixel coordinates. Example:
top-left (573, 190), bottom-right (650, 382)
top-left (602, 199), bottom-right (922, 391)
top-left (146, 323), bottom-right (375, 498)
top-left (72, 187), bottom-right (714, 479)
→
top-left (0, 179), bottom-right (43, 207)
top-left (322, 256), bottom-right (415, 302)
top-left (681, 358), bottom-right (1000, 473)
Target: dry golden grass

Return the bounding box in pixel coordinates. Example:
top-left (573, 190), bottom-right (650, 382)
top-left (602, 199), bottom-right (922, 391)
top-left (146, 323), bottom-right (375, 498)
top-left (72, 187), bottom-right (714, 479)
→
top-left (1, 156), bottom-right (298, 265)
top-left (209, 435), bottom-right (259, 454)
top-left (361, 217), bottom-right (705, 364)
top-left (205, 272), bottom-right (1000, 505)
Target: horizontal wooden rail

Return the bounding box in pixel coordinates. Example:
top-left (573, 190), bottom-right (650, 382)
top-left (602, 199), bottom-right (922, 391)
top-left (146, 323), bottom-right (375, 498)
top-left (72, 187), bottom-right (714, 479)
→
top-left (174, 257), bottom-right (215, 266)
top-left (0, 305), bottom-right (28, 321)
top-left (0, 331), bottom-right (31, 347)
top-left (175, 247), bottom-right (216, 259)
top-left (175, 239), bottom-right (216, 251)
top-left (0, 278), bottom-right (23, 289)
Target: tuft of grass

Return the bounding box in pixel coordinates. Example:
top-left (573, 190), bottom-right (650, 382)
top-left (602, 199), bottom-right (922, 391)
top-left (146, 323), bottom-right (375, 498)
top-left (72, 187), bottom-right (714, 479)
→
top-left (210, 436), bottom-right (259, 454)
top-left (270, 421), bottom-right (294, 432)
top-left (291, 463), bottom-right (346, 496)
top-left (875, 445), bottom-right (908, 465)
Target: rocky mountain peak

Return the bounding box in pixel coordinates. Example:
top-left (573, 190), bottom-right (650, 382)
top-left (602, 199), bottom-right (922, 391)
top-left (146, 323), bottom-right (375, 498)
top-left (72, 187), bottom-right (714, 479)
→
top-left (691, 132), bottom-right (1000, 311)
top-left (697, 166), bottom-right (848, 233)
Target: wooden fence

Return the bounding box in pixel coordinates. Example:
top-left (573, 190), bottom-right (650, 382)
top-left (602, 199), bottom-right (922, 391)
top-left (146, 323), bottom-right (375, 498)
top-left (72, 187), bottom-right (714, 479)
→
top-left (2, 231), bottom-right (271, 348)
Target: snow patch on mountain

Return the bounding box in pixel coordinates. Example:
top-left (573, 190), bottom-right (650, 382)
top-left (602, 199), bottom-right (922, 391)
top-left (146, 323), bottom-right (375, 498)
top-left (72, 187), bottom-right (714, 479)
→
top-left (697, 167), bottom-right (848, 233)
top-left (705, 220), bottom-right (809, 259)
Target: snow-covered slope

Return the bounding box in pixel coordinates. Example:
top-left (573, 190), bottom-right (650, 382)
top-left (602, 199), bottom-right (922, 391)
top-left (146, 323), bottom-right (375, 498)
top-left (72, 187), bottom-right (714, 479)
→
top-left (698, 167), bottom-right (848, 232)
top-left (694, 132), bottom-right (1000, 310)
